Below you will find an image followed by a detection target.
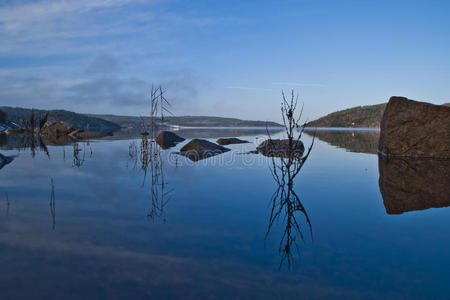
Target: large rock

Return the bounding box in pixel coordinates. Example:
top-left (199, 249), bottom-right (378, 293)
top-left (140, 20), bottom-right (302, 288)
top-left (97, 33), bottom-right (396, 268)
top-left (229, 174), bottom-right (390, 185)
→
top-left (216, 138), bottom-right (249, 145)
top-left (180, 139), bottom-right (230, 161)
top-left (257, 139), bottom-right (305, 158)
top-left (156, 131), bottom-right (185, 149)
top-left (378, 156), bottom-right (450, 214)
top-left (378, 97), bottom-right (450, 158)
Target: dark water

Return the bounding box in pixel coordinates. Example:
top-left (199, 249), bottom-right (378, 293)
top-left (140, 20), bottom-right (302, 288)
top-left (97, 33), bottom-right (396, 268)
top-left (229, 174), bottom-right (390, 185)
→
top-left (0, 129), bottom-right (449, 299)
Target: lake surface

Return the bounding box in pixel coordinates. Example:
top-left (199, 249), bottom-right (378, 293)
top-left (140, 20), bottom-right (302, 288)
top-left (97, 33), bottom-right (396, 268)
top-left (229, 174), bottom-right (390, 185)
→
top-left (0, 129), bottom-right (449, 299)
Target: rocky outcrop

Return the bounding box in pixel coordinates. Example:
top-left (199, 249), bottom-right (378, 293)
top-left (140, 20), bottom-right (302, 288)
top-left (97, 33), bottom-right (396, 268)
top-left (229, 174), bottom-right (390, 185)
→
top-left (4, 121), bottom-right (111, 144)
top-left (41, 122), bottom-right (111, 143)
top-left (40, 122), bottom-right (74, 137)
top-left (257, 139), bottom-right (305, 158)
top-left (180, 139), bottom-right (230, 161)
top-left (156, 131), bottom-right (185, 149)
top-left (216, 138), bottom-right (249, 145)
top-left (378, 97), bottom-right (450, 158)
top-left (378, 156), bottom-right (450, 214)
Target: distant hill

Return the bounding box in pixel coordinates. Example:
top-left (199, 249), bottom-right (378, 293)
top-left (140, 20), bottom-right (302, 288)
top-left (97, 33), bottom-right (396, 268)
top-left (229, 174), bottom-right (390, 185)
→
top-left (90, 114), bottom-right (282, 132)
top-left (0, 109), bottom-right (6, 123)
top-left (308, 102), bottom-right (449, 128)
top-left (163, 116), bottom-right (281, 127)
top-left (0, 107), bottom-right (121, 133)
top-left (0, 106), bottom-right (282, 134)
top-left (307, 103), bottom-right (386, 128)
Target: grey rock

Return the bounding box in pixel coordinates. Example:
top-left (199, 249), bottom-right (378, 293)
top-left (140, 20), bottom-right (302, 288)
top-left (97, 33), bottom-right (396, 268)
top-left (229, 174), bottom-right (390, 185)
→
top-left (180, 139), bottom-right (230, 161)
top-left (378, 97), bottom-right (450, 158)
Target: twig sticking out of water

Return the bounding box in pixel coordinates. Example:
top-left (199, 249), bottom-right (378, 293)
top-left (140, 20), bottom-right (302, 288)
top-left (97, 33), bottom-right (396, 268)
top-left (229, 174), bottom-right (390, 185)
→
top-left (265, 90), bottom-right (316, 270)
top-left (50, 178), bottom-right (55, 230)
top-left (73, 142), bottom-right (86, 167)
top-left (147, 85), bottom-right (173, 222)
top-left (126, 85), bottom-right (174, 221)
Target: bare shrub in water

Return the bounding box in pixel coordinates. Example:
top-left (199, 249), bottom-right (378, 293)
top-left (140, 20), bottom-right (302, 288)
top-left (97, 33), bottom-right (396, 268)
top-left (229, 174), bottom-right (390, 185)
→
top-left (265, 90), bottom-right (315, 270)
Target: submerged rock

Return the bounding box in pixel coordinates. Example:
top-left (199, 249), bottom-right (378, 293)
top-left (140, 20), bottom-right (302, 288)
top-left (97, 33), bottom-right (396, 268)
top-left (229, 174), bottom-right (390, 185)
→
top-left (378, 97), bottom-right (450, 158)
top-left (257, 139), bottom-right (305, 158)
top-left (216, 138), bottom-right (249, 145)
top-left (156, 131), bottom-right (185, 149)
top-left (378, 156), bottom-right (450, 214)
top-left (180, 139), bottom-right (230, 161)
top-left (0, 153), bottom-right (14, 170)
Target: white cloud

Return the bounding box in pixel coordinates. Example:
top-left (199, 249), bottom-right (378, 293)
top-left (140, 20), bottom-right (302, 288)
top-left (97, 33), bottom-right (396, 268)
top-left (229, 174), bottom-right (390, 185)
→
top-left (271, 82), bottom-right (324, 87)
top-left (0, 0), bottom-right (145, 28)
top-left (0, 1), bottom-right (232, 115)
top-left (226, 86), bottom-right (276, 92)
top-left (0, 0), bottom-right (165, 57)
top-left (0, 0), bottom-right (235, 57)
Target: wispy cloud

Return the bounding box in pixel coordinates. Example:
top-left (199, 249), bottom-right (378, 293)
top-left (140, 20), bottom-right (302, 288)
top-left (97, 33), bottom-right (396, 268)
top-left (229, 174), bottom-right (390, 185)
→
top-left (226, 86), bottom-right (276, 92)
top-left (0, 0), bottom-right (237, 57)
top-left (85, 54), bottom-right (119, 74)
top-left (271, 82), bottom-right (324, 87)
top-left (0, 1), bottom-right (218, 114)
top-left (0, 54), bottom-right (201, 116)
top-left (0, 0), bottom-right (162, 56)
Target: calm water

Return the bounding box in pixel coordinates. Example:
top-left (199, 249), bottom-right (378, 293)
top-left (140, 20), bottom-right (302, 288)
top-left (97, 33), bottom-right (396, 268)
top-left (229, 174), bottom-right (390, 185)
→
top-left (0, 130), bottom-right (449, 299)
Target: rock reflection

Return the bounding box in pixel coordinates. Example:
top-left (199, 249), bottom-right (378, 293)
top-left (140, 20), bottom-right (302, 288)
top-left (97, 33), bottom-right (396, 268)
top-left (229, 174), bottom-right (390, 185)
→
top-left (378, 156), bottom-right (450, 214)
top-left (0, 153), bottom-right (14, 170)
top-left (0, 131), bottom-right (94, 166)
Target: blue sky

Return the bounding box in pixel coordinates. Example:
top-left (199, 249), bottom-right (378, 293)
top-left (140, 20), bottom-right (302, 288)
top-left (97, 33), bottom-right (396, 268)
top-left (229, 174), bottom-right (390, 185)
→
top-left (0, 0), bottom-right (449, 122)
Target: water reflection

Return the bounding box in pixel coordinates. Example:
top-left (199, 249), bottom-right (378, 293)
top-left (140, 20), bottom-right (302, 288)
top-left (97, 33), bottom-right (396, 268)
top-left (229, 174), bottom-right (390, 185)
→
top-left (111, 127), bottom-right (284, 140)
top-left (16, 134), bottom-right (50, 158)
top-left (264, 92), bottom-right (315, 269)
top-left (0, 132), bottom-right (94, 168)
top-left (304, 129), bottom-right (379, 154)
top-left (378, 156), bottom-right (450, 214)
top-left (129, 133), bottom-right (172, 222)
top-left (179, 149), bottom-right (230, 162)
top-left (265, 152), bottom-right (313, 269)
top-left (73, 142), bottom-right (85, 167)
top-left (50, 178), bottom-right (56, 230)
top-left (0, 152), bottom-right (14, 170)
top-left (0, 130), bottom-right (449, 298)
top-left (5, 192), bottom-right (9, 217)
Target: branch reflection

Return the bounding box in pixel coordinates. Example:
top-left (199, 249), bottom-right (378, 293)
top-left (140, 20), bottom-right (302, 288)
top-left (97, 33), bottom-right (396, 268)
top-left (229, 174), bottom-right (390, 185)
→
top-left (264, 90), bottom-right (315, 270)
